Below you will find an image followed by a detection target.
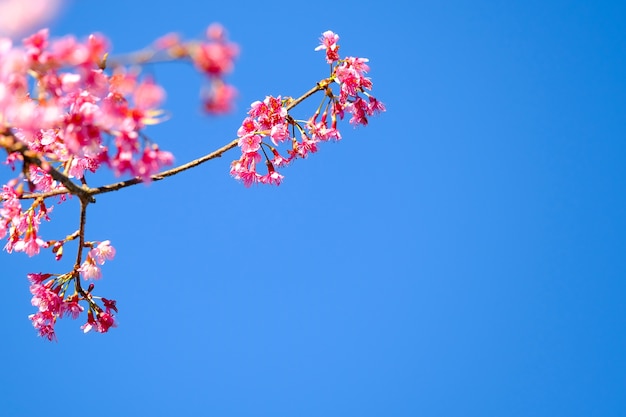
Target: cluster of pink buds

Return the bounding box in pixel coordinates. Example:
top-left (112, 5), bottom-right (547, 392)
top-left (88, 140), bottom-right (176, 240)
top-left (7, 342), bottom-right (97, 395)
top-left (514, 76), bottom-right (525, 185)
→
top-left (230, 30), bottom-right (385, 186)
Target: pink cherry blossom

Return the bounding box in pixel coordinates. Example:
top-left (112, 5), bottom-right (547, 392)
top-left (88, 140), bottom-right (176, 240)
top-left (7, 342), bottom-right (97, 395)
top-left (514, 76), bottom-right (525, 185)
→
top-left (79, 255), bottom-right (101, 280)
top-left (62, 295), bottom-right (84, 319)
top-left (29, 310), bottom-right (57, 341)
top-left (96, 311), bottom-right (116, 333)
top-left (27, 273), bottom-right (53, 284)
top-left (238, 134), bottom-right (261, 154)
top-left (192, 26), bottom-right (238, 76)
top-left (82, 309), bottom-right (116, 333)
top-left (203, 82), bottom-right (237, 114)
top-left (30, 282), bottom-right (62, 313)
top-left (91, 240), bottom-right (116, 264)
top-left (315, 30), bottom-right (340, 63)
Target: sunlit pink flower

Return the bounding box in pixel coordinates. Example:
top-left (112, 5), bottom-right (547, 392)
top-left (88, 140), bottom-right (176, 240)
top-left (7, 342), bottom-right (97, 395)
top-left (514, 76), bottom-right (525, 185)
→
top-left (62, 295), bottom-right (84, 319)
top-left (345, 97), bottom-right (370, 126)
top-left (13, 229), bottom-right (46, 257)
top-left (238, 134), bottom-right (261, 154)
top-left (79, 255), bottom-right (101, 280)
top-left (30, 282), bottom-right (62, 313)
top-left (96, 311), bottom-right (116, 333)
top-left (367, 96), bottom-right (386, 115)
top-left (27, 272), bottom-right (52, 284)
top-left (269, 123), bottom-right (290, 145)
top-left (315, 30), bottom-right (340, 63)
top-left (29, 310), bottom-right (57, 341)
top-left (91, 240), bottom-right (115, 264)
top-left (259, 165), bottom-right (283, 186)
top-left (271, 148), bottom-right (291, 167)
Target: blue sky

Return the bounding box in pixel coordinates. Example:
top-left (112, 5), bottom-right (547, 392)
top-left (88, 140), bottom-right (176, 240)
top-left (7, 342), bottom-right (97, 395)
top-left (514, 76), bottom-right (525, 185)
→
top-left (1, 0), bottom-right (625, 416)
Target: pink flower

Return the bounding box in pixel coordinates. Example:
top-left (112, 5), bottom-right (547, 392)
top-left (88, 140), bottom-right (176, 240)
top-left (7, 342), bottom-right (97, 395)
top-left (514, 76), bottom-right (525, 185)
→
top-left (1, 185), bottom-right (22, 220)
top-left (345, 97), bottom-right (370, 126)
top-left (315, 30), bottom-right (340, 63)
top-left (29, 310), bottom-right (57, 341)
top-left (203, 82), bottom-right (237, 114)
top-left (133, 77), bottom-right (165, 110)
top-left (192, 32), bottom-right (238, 76)
top-left (270, 148), bottom-right (291, 167)
top-left (134, 145), bottom-right (174, 182)
top-left (68, 155), bottom-right (101, 179)
top-left (82, 309), bottom-right (116, 333)
top-left (30, 282), bottom-right (62, 313)
top-left (27, 272), bottom-right (52, 284)
top-left (28, 165), bottom-right (55, 192)
top-left (259, 163), bottom-right (283, 186)
top-left (230, 151), bottom-right (261, 187)
top-left (91, 240), bottom-right (115, 264)
top-left (96, 311), bottom-right (116, 333)
top-left (367, 96), bottom-right (386, 115)
top-left (13, 212), bottom-right (47, 257)
top-left (307, 115), bottom-right (342, 142)
top-left (293, 136), bottom-right (319, 158)
top-left (334, 57), bottom-right (372, 99)
top-left (79, 255), bottom-right (101, 280)
top-left (237, 116), bottom-right (258, 136)
top-left (269, 123), bottom-right (290, 145)
top-left (102, 298), bottom-right (118, 313)
top-left (238, 134), bottom-right (261, 154)
top-left (62, 295), bottom-right (84, 319)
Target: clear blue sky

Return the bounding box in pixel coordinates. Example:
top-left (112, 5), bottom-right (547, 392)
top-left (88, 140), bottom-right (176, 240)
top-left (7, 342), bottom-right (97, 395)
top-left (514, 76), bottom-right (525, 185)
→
top-left (2, 0), bottom-right (625, 416)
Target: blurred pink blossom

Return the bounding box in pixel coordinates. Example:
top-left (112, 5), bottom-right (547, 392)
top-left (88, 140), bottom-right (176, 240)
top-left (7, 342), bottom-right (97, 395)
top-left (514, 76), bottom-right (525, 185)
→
top-left (0, 0), bottom-right (64, 39)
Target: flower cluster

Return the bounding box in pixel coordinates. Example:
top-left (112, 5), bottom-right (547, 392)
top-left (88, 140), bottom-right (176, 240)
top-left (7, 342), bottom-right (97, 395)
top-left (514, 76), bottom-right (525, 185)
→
top-left (230, 30), bottom-right (384, 186)
top-left (2, 184), bottom-right (50, 256)
top-left (27, 240), bottom-right (117, 341)
top-left (0, 29), bottom-right (175, 181)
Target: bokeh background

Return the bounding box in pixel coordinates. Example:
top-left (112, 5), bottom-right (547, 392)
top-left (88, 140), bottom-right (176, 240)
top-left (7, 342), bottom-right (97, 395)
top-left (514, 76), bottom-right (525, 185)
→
top-left (2, 1), bottom-right (625, 416)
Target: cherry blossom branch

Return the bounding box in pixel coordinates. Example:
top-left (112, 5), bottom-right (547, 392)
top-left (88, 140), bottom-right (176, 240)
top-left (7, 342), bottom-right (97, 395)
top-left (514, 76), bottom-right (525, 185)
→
top-left (2, 28), bottom-right (384, 341)
top-left (14, 79), bottom-right (331, 200)
top-left (91, 79), bottom-right (330, 194)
